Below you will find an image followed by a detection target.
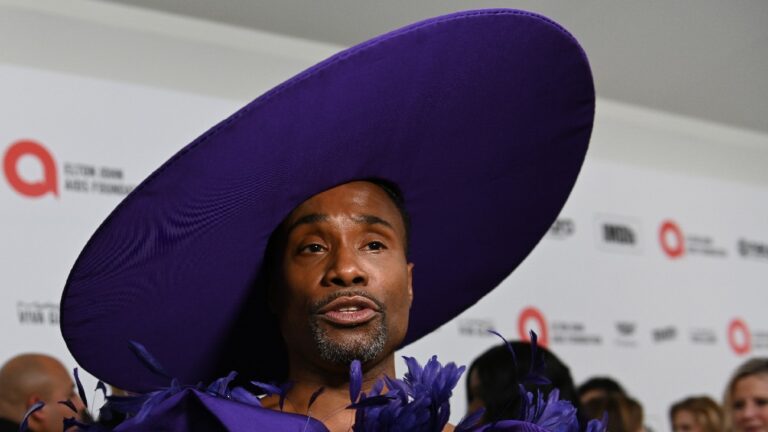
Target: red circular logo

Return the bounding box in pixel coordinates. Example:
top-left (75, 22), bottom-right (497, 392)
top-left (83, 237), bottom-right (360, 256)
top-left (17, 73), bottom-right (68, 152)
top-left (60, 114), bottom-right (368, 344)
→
top-left (659, 220), bottom-right (684, 258)
top-left (728, 318), bottom-right (751, 356)
top-left (3, 139), bottom-right (58, 198)
top-left (518, 306), bottom-right (548, 347)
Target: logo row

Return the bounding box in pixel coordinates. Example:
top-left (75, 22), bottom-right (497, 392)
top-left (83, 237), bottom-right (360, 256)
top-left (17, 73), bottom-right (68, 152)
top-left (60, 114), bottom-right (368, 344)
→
top-left (457, 307), bottom-right (767, 356)
top-left (548, 217), bottom-right (768, 261)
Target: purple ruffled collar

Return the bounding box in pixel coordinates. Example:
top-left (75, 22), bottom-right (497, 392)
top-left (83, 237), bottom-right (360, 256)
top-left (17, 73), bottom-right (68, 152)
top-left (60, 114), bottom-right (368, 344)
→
top-left (23, 334), bottom-right (607, 432)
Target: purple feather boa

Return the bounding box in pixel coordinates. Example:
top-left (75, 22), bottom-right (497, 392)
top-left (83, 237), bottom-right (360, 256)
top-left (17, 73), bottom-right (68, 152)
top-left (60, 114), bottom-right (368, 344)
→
top-left (28, 336), bottom-right (607, 432)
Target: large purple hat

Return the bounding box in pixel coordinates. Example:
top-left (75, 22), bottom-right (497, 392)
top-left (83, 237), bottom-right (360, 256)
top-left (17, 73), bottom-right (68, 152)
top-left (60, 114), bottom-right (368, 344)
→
top-left (61, 9), bottom-right (594, 392)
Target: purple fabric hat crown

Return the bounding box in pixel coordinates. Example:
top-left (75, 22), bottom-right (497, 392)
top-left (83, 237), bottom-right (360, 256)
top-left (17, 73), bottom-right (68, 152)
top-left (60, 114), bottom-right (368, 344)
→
top-left (61, 9), bottom-right (594, 392)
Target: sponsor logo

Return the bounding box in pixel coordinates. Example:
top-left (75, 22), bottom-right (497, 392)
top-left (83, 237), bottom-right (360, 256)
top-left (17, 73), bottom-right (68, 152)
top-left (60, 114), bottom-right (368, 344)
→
top-left (754, 332), bottom-right (768, 351)
top-left (595, 215), bottom-right (642, 253)
top-left (3, 139), bottom-right (58, 198)
top-left (659, 220), bottom-right (684, 258)
top-left (518, 307), bottom-right (549, 347)
top-left (457, 318), bottom-right (496, 337)
top-left (3, 139), bottom-right (136, 199)
top-left (690, 328), bottom-right (718, 345)
top-left (728, 318), bottom-right (751, 355)
top-left (552, 321), bottom-right (602, 346)
top-left (659, 220), bottom-right (726, 259)
top-left (17, 301), bottom-right (59, 325)
top-left (652, 326), bottom-right (677, 342)
top-left (738, 239), bottom-right (768, 261)
top-left (616, 322), bottom-right (636, 336)
top-left (615, 321), bottom-right (638, 347)
top-left (547, 218), bottom-right (575, 239)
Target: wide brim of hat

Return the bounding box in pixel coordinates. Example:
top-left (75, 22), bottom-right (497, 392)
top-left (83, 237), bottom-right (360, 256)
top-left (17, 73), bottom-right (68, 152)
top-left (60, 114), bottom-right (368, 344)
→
top-left (61, 9), bottom-right (594, 392)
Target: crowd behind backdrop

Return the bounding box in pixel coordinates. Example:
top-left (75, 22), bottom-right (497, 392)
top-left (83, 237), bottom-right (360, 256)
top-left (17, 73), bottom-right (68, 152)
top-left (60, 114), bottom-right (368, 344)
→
top-left (2, 4), bottom-right (768, 431)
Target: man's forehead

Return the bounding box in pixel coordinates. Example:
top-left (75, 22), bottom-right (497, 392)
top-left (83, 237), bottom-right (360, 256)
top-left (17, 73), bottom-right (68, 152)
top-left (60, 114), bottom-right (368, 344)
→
top-left (285, 181), bottom-right (402, 226)
top-left (285, 212), bottom-right (395, 237)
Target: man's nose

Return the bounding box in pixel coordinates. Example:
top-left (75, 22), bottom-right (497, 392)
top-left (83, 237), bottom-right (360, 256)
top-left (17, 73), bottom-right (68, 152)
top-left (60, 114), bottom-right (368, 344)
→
top-left (743, 402), bottom-right (758, 418)
top-left (323, 246), bottom-right (368, 287)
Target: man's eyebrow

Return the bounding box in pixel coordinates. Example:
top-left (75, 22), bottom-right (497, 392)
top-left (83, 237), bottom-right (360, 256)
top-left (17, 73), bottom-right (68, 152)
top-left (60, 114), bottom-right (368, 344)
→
top-left (286, 213), bottom-right (329, 234)
top-left (353, 214), bottom-right (394, 229)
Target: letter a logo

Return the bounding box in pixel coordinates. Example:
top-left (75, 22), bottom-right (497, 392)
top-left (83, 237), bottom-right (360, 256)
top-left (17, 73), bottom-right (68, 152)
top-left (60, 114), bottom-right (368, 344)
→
top-left (3, 139), bottom-right (58, 198)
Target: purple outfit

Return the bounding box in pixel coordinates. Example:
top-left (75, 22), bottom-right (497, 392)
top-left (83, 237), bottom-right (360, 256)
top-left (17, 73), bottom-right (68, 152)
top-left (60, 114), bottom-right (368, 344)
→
top-left (53, 7), bottom-right (596, 432)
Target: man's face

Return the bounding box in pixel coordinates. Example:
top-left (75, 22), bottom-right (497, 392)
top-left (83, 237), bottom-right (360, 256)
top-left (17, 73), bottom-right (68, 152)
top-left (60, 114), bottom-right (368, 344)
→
top-left (32, 360), bottom-right (85, 432)
top-left (272, 181), bottom-right (413, 369)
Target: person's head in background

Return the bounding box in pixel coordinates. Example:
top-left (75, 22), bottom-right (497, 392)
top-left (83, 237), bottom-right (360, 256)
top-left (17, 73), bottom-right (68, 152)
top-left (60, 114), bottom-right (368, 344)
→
top-left (578, 376), bottom-right (627, 406)
top-left (582, 392), bottom-right (644, 432)
top-left (724, 358), bottom-right (768, 432)
top-left (669, 396), bottom-right (724, 432)
top-left (0, 353), bottom-right (85, 431)
top-left (465, 340), bottom-right (578, 424)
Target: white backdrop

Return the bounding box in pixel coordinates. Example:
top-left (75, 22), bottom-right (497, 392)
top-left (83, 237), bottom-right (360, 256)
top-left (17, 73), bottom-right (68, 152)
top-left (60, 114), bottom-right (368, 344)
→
top-left (2, 64), bottom-right (767, 431)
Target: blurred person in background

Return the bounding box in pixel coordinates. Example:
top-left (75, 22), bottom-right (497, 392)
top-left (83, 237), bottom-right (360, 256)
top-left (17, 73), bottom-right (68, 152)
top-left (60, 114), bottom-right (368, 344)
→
top-left (0, 353), bottom-right (85, 432)
top-left (582, 392), bottom-right (644, 432)
top-left (669, 396), bottom-right (724, 432)
top-left (466, 341), bottom-right (579, 425)
top-left (577, 376), bottom-right (627, 406)
top-left (724, 358), bottom-right (768, 432)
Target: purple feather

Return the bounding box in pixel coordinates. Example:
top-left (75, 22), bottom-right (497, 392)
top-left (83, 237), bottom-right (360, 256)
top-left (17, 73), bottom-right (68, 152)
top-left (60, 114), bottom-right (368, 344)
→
top-left (455, 408), bottom-right (485, 432)
top-left (74, 367), bottom-right (88, 408)
top-left (279, 382), bottom-right (293, 412)
top-left (128, 340), bottom-right (170, 378)
top-left (352, 355), bottom-right (463, 432)
top-left (349, 394), bottom-right (395, 408)
top-left (586, 413), bottom-right (609, 432)
top-left (58, 399), bottom-right (78, 413)
top-left (230, 386), bottom-right (262, 407)
top-left (20, 401), bottom-right (44, 431)
top-left (62, 417), bottom-right (91, 430)
top-left (489, 329), bottom-right (518, 367)
top-left (95, 380), bottom-right (107, 397)
top-left (350, 360), bottom-right (362, 404)
top-left (526, 331), bottom-right (550, 386)
top-left (371, 378), bottom-right (384, 396)
top-left (251, 380), bottom-right (283, 396)
top-left (206, 371), bottom-right (237, 396)
top-left (308, 386), bottom-right (325, 411)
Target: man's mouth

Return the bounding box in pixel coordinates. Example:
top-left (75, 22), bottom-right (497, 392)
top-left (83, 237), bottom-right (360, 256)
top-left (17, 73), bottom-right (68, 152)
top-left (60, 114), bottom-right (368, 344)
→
top-left (316, 295), bottom-right (380, 326)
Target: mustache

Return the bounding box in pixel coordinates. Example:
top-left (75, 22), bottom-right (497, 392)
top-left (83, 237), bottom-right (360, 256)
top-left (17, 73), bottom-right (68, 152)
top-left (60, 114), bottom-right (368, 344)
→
top-left (309, 289), bottom-right (386, 314)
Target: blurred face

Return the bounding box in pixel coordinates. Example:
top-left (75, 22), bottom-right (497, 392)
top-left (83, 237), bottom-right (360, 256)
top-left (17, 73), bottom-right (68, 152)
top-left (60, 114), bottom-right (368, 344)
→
top-left (732, 374), bottom-right (768, 432)
top-left (30, 361), bottom-right (85, 432)
top-left (673, 410), bottom-right (702, 432)
top-left (466, 368), bottom-right (485, 416)
top-left (272, 181), bottom-right (413, 369)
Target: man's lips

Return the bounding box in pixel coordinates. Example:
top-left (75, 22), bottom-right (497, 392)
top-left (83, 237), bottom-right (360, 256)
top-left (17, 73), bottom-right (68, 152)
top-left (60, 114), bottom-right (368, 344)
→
top-left (316, 295), bottom-right (380, 326)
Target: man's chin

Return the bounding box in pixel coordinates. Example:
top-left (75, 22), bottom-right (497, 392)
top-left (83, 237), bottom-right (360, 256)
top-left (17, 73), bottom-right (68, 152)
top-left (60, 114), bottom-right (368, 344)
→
top-left (312, 318), bottom-right (388, 365)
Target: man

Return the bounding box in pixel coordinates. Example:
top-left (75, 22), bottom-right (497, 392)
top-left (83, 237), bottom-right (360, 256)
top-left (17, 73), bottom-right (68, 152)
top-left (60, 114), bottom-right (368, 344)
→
top-left (259, 181), bottom-right (414, 430)
top-left (0, 354), bottom-right (84, 432)
top-left (59, 8), bottom-right (595, 431)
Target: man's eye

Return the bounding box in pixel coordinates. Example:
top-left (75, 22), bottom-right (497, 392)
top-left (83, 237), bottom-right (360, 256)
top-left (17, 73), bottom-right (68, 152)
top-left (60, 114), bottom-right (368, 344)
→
top-left (366, 241), bottom-right (386, 251)
top-left (300, 244), bottom-right (324, 253)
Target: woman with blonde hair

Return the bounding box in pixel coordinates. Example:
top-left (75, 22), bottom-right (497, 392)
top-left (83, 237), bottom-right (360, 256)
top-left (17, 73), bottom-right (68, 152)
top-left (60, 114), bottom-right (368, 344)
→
top-left (724, 358), bottom-right (768, 432)
top-left (669, 396), bottom-right (724, 432)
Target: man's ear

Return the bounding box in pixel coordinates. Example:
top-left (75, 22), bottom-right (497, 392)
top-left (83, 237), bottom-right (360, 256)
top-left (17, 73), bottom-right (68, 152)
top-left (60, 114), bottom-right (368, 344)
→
top-left (26, 395), bottom-right (46, 424)
top-left (406, 262), bottom-right (414, 306)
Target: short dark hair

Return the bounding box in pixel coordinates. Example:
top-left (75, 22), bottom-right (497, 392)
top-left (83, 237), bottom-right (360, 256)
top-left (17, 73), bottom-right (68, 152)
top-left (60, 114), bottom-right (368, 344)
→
top-left (577, 377), bottom-right (626, 398)
top-left (466, 341), bottom-right (578, 423)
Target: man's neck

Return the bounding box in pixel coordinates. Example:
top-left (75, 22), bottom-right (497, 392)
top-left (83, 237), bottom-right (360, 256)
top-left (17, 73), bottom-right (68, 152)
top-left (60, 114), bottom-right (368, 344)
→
top-left (263, 354), bottom-right (396, 432)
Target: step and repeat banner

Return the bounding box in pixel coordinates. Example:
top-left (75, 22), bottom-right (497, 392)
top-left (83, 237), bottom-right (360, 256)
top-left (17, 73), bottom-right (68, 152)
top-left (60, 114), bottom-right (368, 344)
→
top-left (2, 64), bottom-right (767, 431)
